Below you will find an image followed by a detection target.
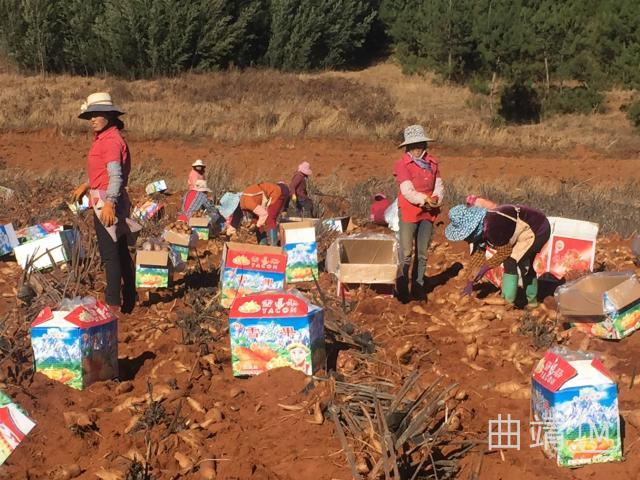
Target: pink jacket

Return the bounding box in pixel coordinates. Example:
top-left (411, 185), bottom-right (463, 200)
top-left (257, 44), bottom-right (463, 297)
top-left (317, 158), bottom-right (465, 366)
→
top-left (188, 170), bottom-right (204, 190)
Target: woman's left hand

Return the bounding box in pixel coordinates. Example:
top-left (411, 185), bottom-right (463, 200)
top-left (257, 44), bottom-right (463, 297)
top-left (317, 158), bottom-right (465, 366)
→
top-left (101, 201), bottom-right (116, 227)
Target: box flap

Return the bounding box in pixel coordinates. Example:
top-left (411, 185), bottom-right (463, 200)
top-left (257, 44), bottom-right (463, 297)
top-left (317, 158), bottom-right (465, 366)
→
top-left (285, 217), bottom-right (320, 224)
top-left (281, 223), bottom-right (316, 244)
top-left (136, 249), bottom-right (169, 266)
top-left (605, 276), bottom-right (640, 311)
top-left (339, 264), bottom-right (398, 284)
top-left (549, 217), bottom-right (599, 239)
top-left (225, 242), bottom-right (283, 255)
top-left (340, 239), bottom-right (396, 264)
top-left (556, 273), bottom-right (633, 317)
top-left (163, 230), bottom-right (192, 247)
top-left (230, 293), bottom-right (309, 318)
top-left (189, 217), bottom-right (210, 227)
top-left (532, 350), bottom-right (578, 392)
top-left (63, 301), bottom-right (116, 328)
top-left (31, 307), bottom-right (54, 327)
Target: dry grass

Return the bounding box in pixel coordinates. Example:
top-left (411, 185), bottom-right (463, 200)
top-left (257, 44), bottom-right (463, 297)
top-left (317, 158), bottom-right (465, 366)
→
top-left (1, 63), bottom-right (638, 152)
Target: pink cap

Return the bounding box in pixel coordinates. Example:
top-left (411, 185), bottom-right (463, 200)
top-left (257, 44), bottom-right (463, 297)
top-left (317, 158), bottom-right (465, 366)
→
top-left (298, 162), bottom-right (312, 176)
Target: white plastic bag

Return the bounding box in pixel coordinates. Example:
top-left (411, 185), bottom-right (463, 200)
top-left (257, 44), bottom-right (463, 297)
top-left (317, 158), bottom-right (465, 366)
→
top-left (384, 198), bottom-right (399, 233)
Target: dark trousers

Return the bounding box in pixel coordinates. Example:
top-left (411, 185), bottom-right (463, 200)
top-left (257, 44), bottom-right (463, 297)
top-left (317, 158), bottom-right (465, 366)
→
top-left (503, 223), bottom-right (551, 282)
top-left (296, 197), bottom-right (314, 218)
top-left (94, 214), bottom-right (136, 312)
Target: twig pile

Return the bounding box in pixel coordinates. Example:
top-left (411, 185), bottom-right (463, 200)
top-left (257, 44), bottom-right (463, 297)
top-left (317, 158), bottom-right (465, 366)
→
top-left (330, 371), bottom-right (472, 479)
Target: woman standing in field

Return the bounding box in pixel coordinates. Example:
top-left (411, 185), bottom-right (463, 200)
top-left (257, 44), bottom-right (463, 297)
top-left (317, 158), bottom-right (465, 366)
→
top-left (239, 182), bottom-right (288, 245)
top-left (72, 92), bottom-right (139, 313)
top-left (393, 125), bottom-right (444, 301)
top-left (289, 162), bottom-right (314, 217)
top-left (445, 203), bottom-right (550, 307)
top-left (188, 159), bottom-right (206, 190)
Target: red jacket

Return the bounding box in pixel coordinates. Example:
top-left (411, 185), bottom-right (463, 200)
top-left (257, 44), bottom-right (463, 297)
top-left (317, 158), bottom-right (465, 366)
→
top-left (87, 126), bottom-right (130, 190)
top-left (393, 152), bottom-right (440, 223)
top-left (370, 198), bottom-right (391, 225)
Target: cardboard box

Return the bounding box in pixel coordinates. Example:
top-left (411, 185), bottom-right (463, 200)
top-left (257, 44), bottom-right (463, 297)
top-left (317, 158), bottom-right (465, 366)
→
top-left (145, 180), bottom-right (167, 195)
top-left (485, 217), bottom-right (599, 287)
top-left (280, 221), bottom-right (318, 283)
top-left (555, 272), bottom-right (640, 339)
top-left (189, 217), bottom-right (211, 241)
top-left (0, 390), bottom-right (35, 466)
top-left (229, 292), bottom-right (325, 376)
top-left (531, 348), bottom-right (622, 467)
top-left (323, 216), bottom-right (355, 233)
top-left (14, 228), bottom-right (80, 271)
top-left (31, 300), bottom-right (119, 390)
top-left (163, 229), bottom-right (197, 262)
top-left (331, 237), bottom-right (398, 286)
top-left (16, 221), bottom-right (63, 244)
top-left (285, 217), bottom-right (320, 224)
top-left (219, 243), bottom-right (287, 308)
top-left (135, 249), bottom-right (170, 288)
top-left (0, 224), bottom-right (18, 257)
top-left (132, 201), bottom-right (164, 223)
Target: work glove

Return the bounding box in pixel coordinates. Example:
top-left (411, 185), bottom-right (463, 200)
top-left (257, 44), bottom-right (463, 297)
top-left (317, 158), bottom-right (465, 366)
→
top-left (473, 264), bottom-right (491, 283)
top-left (292, 194), bottom-right (298, 203)
top-left (462, 281), bottom-right (474, 297)
top-left (72, 183), bottom-right (89, 202)
top-left (100, 201), bottom-right (116, 227)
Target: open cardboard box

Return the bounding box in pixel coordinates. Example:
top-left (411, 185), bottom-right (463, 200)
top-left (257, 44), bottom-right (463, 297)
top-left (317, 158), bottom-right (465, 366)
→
top-left (555, 272), bottom-right (640, 339)
top-left (136, 249), bottom-right (170, 288)
top-left (163, 229), bottom-right (197, 262)
top-left (14, 227), bottom-right (80, 271)
top-left (327, 235), bottom-right (399, 298)
top-left (0, 223), bottom-right (18, 257)
top-left (188, 217), bottom-right (211, 240)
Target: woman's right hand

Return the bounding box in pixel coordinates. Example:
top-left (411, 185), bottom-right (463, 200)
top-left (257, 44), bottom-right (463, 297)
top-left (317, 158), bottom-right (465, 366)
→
top-left (72, 183), bottom-right (89, 202)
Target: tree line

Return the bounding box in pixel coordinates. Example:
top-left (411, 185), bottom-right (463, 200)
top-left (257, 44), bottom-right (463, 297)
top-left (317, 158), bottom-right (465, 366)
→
top-left (1, 0), bottom-right (639, 123)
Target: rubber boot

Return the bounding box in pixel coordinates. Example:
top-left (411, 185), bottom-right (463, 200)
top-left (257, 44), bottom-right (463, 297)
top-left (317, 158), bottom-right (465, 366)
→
top-left (525, 277), bottom-right (539, 308)
top-left (501, 273), bottom-right (519, 305)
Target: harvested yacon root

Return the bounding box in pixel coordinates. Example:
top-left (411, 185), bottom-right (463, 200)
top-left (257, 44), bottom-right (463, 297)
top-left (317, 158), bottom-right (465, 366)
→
top-left (395, 342), bottom-right (413, 363)
top-left (307, 401), bottom-right (324, 425)
top-left (466, 342), bottom-right (479, 361)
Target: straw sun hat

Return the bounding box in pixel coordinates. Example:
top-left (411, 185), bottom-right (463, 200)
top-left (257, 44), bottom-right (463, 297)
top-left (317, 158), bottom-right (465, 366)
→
top-left (398, 124), bottom-right (434, 148)
top-left (78, 92), bottom-right (124, 120)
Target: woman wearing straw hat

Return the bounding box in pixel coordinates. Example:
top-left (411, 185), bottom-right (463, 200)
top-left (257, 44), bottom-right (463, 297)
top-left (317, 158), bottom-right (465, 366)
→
top-left (72, 92), bottom-right (140, 313)
top-left (188, 159), bottom-right (206, 190)
top-left (445, 204), bottom-right (550, 307)
top-left (393, 125), bottom-right (444, 301)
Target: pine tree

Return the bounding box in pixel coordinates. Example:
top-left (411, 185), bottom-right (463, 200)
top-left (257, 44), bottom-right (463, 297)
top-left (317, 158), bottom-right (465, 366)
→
top-left (266, 0), bottom-right (377, 71)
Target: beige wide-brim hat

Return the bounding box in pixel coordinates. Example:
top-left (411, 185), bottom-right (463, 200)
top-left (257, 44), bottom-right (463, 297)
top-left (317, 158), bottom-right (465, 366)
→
top-left (398, 124), bottom-right (434, 147)
top-left (78, 92), bottom-right (124, 120)
top-left (194, 180), bottom-right (212, 192)
top-left (192, 159), bottom-right (206, 168)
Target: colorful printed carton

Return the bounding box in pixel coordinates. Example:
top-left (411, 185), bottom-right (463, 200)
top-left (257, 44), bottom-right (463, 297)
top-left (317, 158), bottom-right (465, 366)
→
top-left (280, 221), bottom-right (318, 283)
top-left (219, 243), bottom-right (287, 308)
top-left (135, 250), bottom-right (170, 288)
top-left (189, 217), bottom-right (211, 241)
top-left (163, 229), bottom-right (197, 262)
top-left (31, 299), bottom-right (119, 390)
top-left (0, 224), bottom-right (18, 257)
top-left (15, 221), bottom-right (63, 244)
top-left (556, 272), bottom-right (640, 340)
top-left (132, 201), bottom-right (164, 223)
top-left (229, 291), bottom-right (325, 376)
top-left (0, 391), bottom-right (35, 466)
top-left (531, 347), bottom-right (622, 467)
top-left (485, 217), bottom-right (599, 286)
top-left (14, 228), bottom-right (80, 271)
top-left (145, 180), bottom-right (167, 195)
